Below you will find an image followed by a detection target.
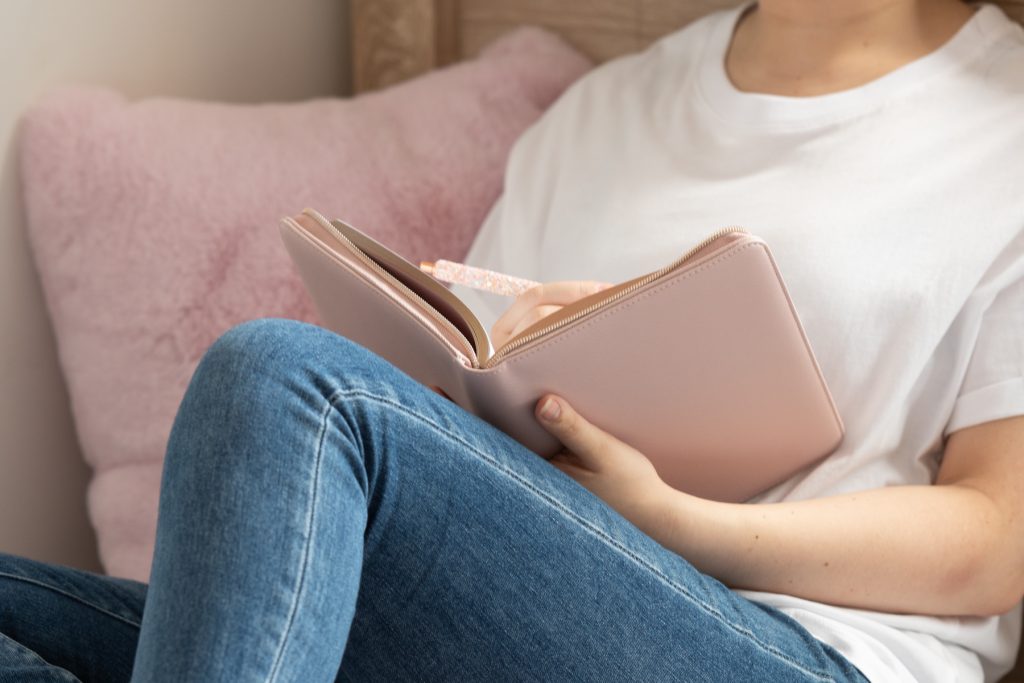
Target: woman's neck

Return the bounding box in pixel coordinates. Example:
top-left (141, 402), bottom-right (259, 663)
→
top-left (725, 0), bottom-right (977, 96)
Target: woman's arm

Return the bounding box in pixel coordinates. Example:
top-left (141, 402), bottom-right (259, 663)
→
top-left (503, 281), bottom-right (1024, 617)
top-left (653, 413), bottom-right (1024, 617)
top-left (538, 395), bottom-right (1024, 618)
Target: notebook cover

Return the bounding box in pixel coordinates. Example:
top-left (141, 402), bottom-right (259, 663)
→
top-left (279, 217), bottom-right (844, 502)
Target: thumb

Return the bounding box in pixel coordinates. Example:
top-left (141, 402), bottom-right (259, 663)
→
top-left (535, 395), bottom-right (610, 469)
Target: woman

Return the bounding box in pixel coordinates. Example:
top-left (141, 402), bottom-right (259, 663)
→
top-left (2, 0), bottom-right (1022, 681)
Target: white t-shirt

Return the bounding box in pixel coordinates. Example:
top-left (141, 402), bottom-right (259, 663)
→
top-left (452, 3), bottom-right (1024, 681)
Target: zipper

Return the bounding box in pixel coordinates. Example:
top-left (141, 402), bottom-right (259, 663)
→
top-left (481, 226), bottom-right (749, 369)
top-left (313, 218), bottom-right (478, 365)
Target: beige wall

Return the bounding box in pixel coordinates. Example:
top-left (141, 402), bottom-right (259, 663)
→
top-left (0, 0), bottom-right (351, 572)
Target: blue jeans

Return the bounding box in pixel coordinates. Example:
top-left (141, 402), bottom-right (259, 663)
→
top-left (0, 319), bottom-right (868, 682)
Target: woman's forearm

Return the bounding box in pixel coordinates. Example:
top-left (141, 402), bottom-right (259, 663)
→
top-left (646, 483), bottom-right (1017, 617)
top-left (536, 394), bottom-right (1024, 617)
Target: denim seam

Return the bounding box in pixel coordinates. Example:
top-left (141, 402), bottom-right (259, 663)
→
top-left (264, 394), bottom-right (329, 682)
top-left (329, 388), bottom-right (837, 683)
top-left (0, 571), bottom-right (141, 630)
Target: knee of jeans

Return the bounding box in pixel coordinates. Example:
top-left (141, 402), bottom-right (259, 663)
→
top-left (209, 318), bottom-right (315, 355)
top-left (170, 319), bottom-right (364, 462)
top-left (195, 318), bottom-right (374, 392)
top-left (200, 317), bottom-right (288, 372)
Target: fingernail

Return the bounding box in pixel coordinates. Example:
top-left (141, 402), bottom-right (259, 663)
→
top-left (539, 397), bottom-right (561, 422)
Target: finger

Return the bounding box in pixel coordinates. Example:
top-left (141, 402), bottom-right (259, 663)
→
top-left (492, 281), bottom-right (611, 347)
top-left (490, 303), bottom-right (529, 349)
top-left (549, 449), bottom-right (587, 468)
top-left (535, 395), bottom-right (617, 471)
top-left (490, 286), bottom-right (553, 348)
top-left (508, 305), bottom-right (561, 340)
top-left (548, 456), bottom-right (589, 480)
top-left (548, 454), bottom-right (589, 481)
top-left (508, 281), bottom-right (611, 323)
top-left (523, 280), bottom-right (613, 307)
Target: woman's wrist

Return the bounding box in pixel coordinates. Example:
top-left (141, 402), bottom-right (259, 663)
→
top-left (642, 486), bottom-right (753, 587)
top-left (638, 483), bottom-right (704, 554)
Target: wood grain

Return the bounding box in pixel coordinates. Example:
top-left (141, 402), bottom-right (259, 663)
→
top-left (351, 0), bottom-right (437, 92)
top-left (434, 0), bottom-right (462, 67)
top-left (460, 0), bottom-right (639, 61)
top-left (999, 0), bottom-right (1024, 22)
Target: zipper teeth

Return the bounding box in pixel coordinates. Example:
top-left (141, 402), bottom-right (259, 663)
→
top-left (481, 226), bottom-right (749, 369)
top-left (317, 219), bottom-right (477, 365)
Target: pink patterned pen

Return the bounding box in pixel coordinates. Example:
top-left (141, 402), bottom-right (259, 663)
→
top-left (419, 260), bottom-right (539, 297)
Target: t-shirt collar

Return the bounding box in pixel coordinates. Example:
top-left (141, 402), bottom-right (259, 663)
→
top-left (696, 2), bottom-right (1014, 130)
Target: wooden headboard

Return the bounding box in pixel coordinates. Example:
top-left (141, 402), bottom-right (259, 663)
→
top-left (350, 0), bottom-right (1024, 93)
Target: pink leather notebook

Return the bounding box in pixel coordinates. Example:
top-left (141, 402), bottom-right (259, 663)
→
top-left (279, 208), bottom-right (844, 502)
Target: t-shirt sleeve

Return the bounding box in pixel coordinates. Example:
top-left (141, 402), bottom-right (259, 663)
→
top-left (944, 270), bottom-right (1024, 436)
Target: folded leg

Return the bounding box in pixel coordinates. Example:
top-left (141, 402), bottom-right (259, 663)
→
top-left (0, 552), bottom-right (144, 682)
top-left (132, 319), bottom-right (866, 682)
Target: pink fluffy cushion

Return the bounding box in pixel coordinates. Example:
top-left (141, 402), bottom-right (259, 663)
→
top-left (20, 28), bottom-right (590, 581)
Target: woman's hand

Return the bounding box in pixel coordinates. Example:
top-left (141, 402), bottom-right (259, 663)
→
top-left (535, 394), bottom-right (672, 536)
top-left (491, 280), bottom-right (612, 349)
